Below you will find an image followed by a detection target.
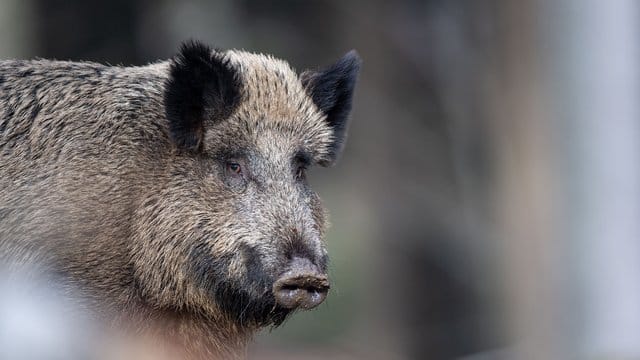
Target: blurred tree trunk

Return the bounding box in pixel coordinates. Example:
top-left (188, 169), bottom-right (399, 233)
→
top-left (490, 0), bottom-right (640, 358)
top-left (0, 0), bottom-right (36, 58)
top-left (487, 0), bottom-right (564, 357)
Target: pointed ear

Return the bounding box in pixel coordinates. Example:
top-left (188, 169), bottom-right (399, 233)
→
top-left (301, 50), bottom-right (362, 165)
top-left (164, 41), bottom-right (242, 152)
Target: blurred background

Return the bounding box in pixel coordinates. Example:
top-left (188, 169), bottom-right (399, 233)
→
top-left (1, 0), bottom-right (639, 359)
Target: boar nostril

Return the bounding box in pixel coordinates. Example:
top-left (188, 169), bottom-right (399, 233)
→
top-left (272, 257), bottom-right (329, 310)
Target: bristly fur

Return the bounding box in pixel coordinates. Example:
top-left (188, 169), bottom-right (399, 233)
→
top-left (301, 50), bottom-right (362, 164)
top-left (165, 41), bottom-right (242, 152)
top-left (0, 40), bottom-right (360, 359)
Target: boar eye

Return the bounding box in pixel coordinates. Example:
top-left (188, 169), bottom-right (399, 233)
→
top-left (226, 161), bottom-right (242, 175)
top-left (222, 158), bottom-right (246, 190)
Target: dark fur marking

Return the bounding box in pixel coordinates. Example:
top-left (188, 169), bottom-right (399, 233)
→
top-left (164, 40), bottom-right (242, 152)
top-left (3, 104), bottom-right (15, 125)
top-left (189, 242), bottom-right (290, 327)
top-left (18, 68), bottom-right (34, 77)
top-left (301, 51), bottom-right (361, 164)
top-left (0, 112), bottom-right (8, 134)
top-left (241, 244), bottom-right (266, 287)
top-left (293, 150), bottom-right (312, 168)
top-left (29, 102), bottom-right (42, 122)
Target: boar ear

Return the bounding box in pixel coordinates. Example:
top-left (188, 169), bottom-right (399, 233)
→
top-left (165, 41), bottom-right (241, 152)
top-left (301, 50), bottom-right (361, 165)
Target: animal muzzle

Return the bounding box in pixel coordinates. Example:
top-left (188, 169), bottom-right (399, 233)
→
top-left (272, 257), bottom-right (329, 310)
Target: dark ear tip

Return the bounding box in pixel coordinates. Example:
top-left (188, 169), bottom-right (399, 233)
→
top-left (340, 50), bottom-right (362, 72)
top-left (176, 40), bottom-right (214, 63)
top-left (344, 50), bottom-right (362, 63)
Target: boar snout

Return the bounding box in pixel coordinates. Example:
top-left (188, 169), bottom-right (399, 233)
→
top-left (272, 257), bottom-right (329, 310)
